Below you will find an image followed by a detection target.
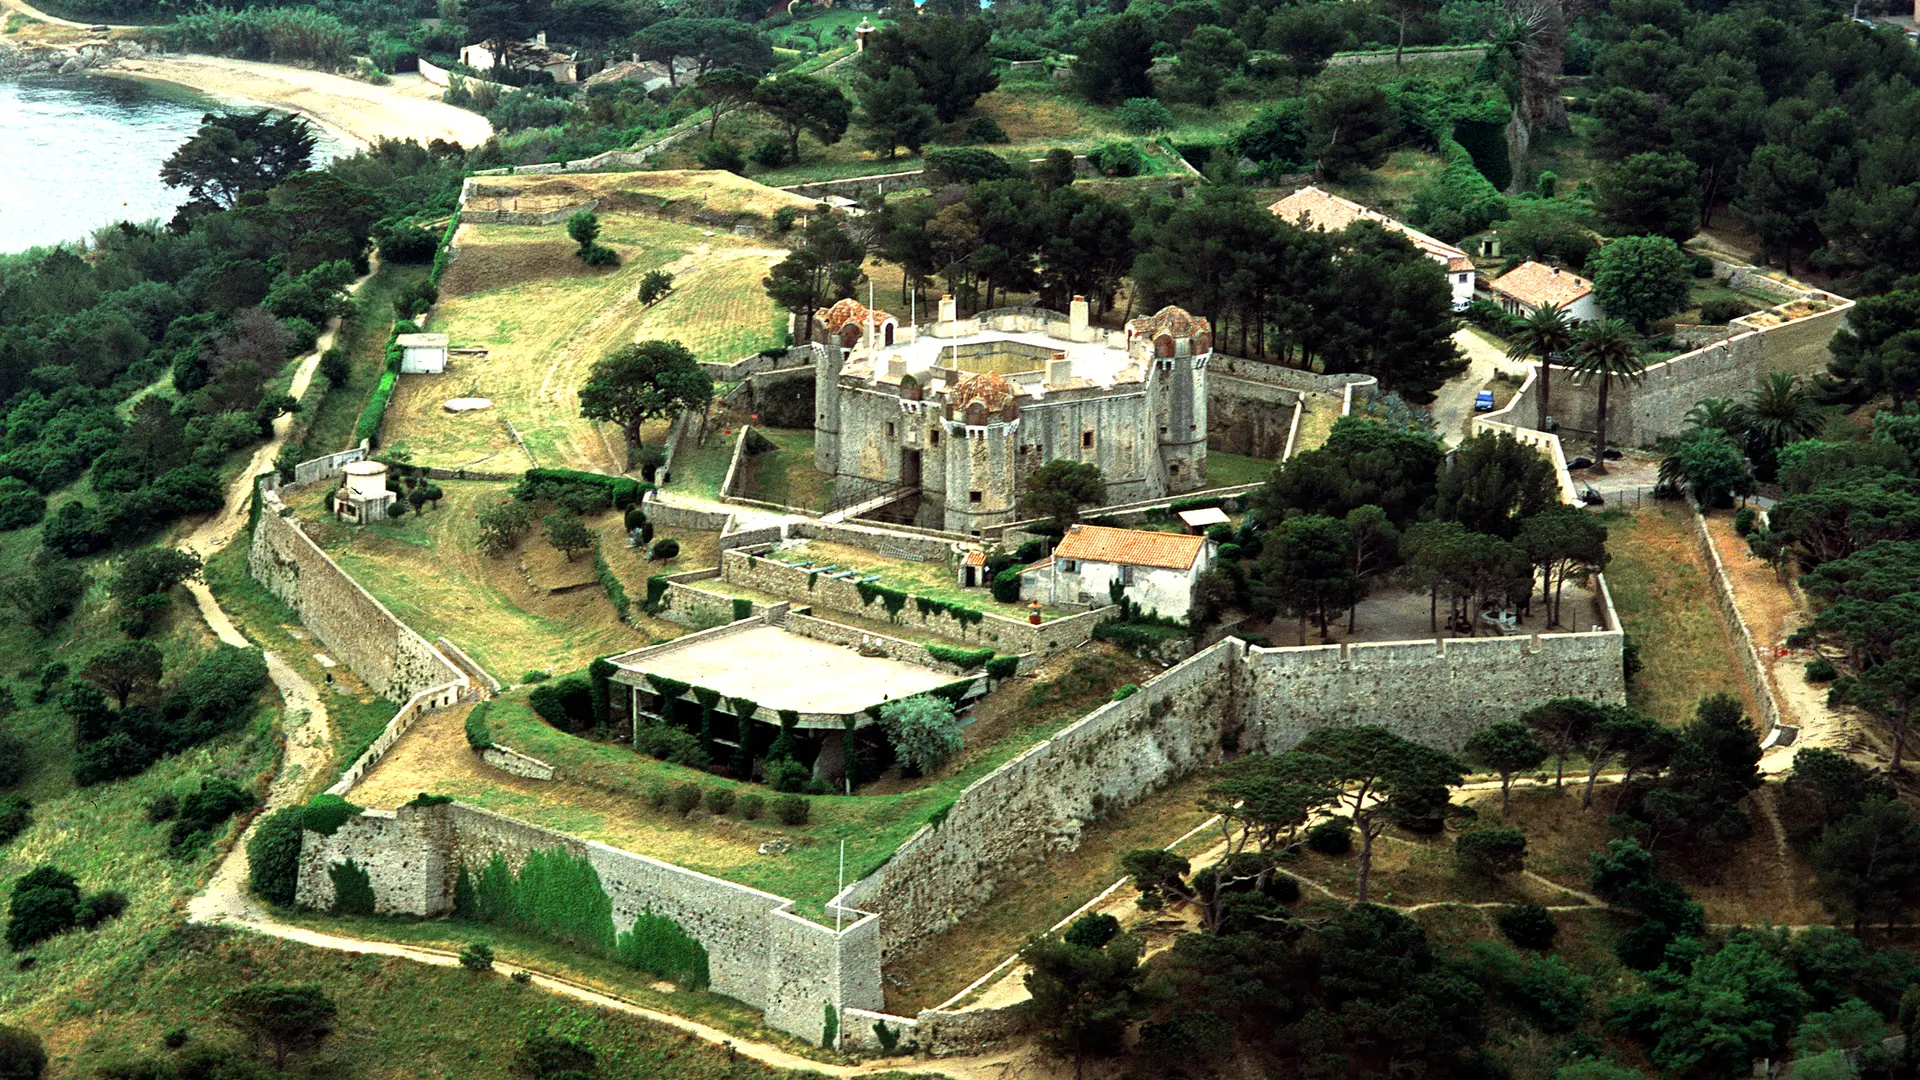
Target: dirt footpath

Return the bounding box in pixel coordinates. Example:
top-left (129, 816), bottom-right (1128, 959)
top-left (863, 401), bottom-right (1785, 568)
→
top-left (103, 54), bottom-right (493, 149)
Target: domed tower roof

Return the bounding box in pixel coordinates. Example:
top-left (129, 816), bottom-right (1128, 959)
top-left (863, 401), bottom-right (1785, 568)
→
top-left (820, 297), bottom-right (895, 333)
top-left (949, 371), bottom-right (1018, 419)
top-left (1124, 306), bottom-right (1211, 341)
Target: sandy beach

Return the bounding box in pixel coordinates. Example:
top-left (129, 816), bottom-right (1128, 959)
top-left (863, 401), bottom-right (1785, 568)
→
top-left (101, 53), bottom-right (493, 150)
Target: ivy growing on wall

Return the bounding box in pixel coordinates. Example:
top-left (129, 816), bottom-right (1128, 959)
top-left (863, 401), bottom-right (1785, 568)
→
top-left (985, 656), bottom-right (1018, 679)
top-left (452, 848), bottom-right (710, 989)
top-left (589, 658), bottom-right (616, 737)
top-left (926, 644), bottom-right (994, 670)
top-left (329, 859), bottom-right (376, 915)
top-left (645, 575), bottom-right (671, 612)
top-left (646, 673), bottom-right (691, 700)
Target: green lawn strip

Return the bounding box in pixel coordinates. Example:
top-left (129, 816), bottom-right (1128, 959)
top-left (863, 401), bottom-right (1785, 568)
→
top-left (484, 665), bottom-right (1134, 917)
top-left (664, 431), bottom-right (736, 500)
top-left (60, 929), bottom-right (845, 1080)
top-left (776, 543), bottom-right (1066, 622)
top-left (1590, 507), bottom-right (1750, 725)
top-left (736, 429), bottom-right (829, 511)
top-left (299, 263), bottom-right (428, 458)
top-left (1202, 450), bottom-right (1277, 487)
top-left (204, 537), bottom-right (400, 779)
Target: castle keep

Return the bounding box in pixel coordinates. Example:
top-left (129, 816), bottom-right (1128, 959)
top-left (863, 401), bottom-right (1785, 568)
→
top-left (813, 296), bottom-right (1213, 533)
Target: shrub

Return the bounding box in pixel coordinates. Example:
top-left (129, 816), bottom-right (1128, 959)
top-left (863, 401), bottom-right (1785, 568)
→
top-left (773, 794), bottom-right (810, 826)
top-left (1088, 140), bottom-right (1145, 177)
top-left (643, 781), bottom-right (670, 809)
top-left (737, 792), bottom-right (765, 820)
top-left (518, 1032), bottom-right (595, 1079)
top-left (669, 783), bottom-right (702, 816)
top-left (772, 207), bottom-right (799, 233)
top-left (765, 756), bottom-right (810, 793)
top-left (880, 695), bottom-right (964, 775)
top-left (6, 866), bottom-right (80, 950)
top-left (697, 138), bottom-right (746, 173)
top-left (247, 807), bottom-right (306, 906)
top-left (1115, 97), bottom-right (1175, 134)
top-left (990, 565), bottom-right (1025, 603)
top-left (169, 779), bottom-right (256, 853)
top-left (161, 1027), bottom-right (189, 1050)
top-left (0, 479), bottom-right (46, 533)
top-left (1064, 912), bottom-right (1120, 948)
top-left (964, 115), bottom-right (1009, 144)
top-left (1805, 656), bottom-right (1838, 683)
top-left (751, 135), bottom-right (794, 167)
top-left (634, 724), bottom-right (710, 769)
top-left (1456, 827), bottom-right (1528, 876)
top-left (77, 890), bottom-right (126, 930)
top-left (1699, 297), bottom-right (1755, 324)
top-left (1497, 902), bottom-right (1559, 950)
top-left (465, 703), bottom-right (493, 750)
top-left (1733, 506), bottom-right (1758, 536)
top-left (0, 1024), bottom-right (45, 1080)
top-left (459, 940), bottom-right (495, 971)
top-left (704, 787), bottom-right (736, 815)
top-left (1306, 818), bottom-right (1353, 854)
top-left (0, 798), bottom-right (30, 846)
top-left (378, 225), bottom-right (439, 264)
top-left (985, 655), bottom-right (1019, 679)
top-left (1111, 684), bottom-right (1138, 701)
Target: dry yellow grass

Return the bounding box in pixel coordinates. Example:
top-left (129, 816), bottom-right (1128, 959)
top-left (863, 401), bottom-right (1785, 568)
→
top-left (458, 168), bottom-right (820, 219)
top-left (390, 215), bottom-right (789, 473)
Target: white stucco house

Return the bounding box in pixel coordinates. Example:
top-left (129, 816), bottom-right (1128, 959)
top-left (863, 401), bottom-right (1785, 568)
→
top-left (459, 31), bottom-right (579, 84)
top-left (1489, 261), bottom-right (1604, 323)
top-left (1021, 524), bottom-right (1213, 620)
top-left (396, 333), bottom-right (449, 374)
top-left (1269, 186), bottom-right (1477, 311)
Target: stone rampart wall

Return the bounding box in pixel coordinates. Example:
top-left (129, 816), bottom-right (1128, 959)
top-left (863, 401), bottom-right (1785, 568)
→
top-left (483, 744), bottom-right (556, 779)
top-left (294, 801), bottom-right (879, 1044)
top-left (328, 681), bottom-right (467, 796)
top-left (1208, 373), bottom-right (1302, 459)
top-left (249, 492), bottom-right (465, 702)
top-left (790, 519), bottom-right (961, 565)
top-left (640, 496), bottom-right (732, 532)
top-left (1243, 631), bottom-right (1626, 753)
top-left (1517, 295), bottom-right (1851, 448)
top-left (1684, 506), bottom-right (1785, 735)
top-left (703, 345), bottom-right (818, 381)
top-left (838, 640), bottom-right (1244, 955)
top-left (293, 444), bottom-right (367, 486)
top-left (720, 548), bottom-right (1113, 656)
top-left (655, 578), bottom-right (754, 628)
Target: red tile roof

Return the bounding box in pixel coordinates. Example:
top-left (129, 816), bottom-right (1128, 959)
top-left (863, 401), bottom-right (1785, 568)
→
top-left (1490, 261), bottom-right (1593, 310)
top-left (1269, 186), bottom-right (1474, 273)
top-left (1054, 524), bottom-right (1206, 571)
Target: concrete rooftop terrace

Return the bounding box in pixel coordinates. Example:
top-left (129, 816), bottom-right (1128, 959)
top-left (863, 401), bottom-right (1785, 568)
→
top-left (845, 326), bottom-right (1147, 392)
top-left (612, 625), bottom-right (958, 722)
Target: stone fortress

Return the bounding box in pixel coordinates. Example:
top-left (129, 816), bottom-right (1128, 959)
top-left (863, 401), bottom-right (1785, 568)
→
top-left (812, 295), bottom-right (1213, 533)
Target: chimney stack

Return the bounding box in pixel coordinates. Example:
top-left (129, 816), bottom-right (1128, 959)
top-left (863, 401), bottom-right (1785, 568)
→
top-left (1048, 351), bottom-right (1071, 386)
top-left (1069, 295), bottom-right (1089, 338)
top-left (938, 294), bottom-right (956, 325)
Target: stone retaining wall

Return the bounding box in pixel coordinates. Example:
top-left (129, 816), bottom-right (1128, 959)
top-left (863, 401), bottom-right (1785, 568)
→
top-left (328, 680), bottom-right (468, 797)
top-left (1504, 289), bottom-right (1852, 448)
top-left (1209, 372), bottom-right (1303, 459)
top-left (294, 801), bottom-right (879, 1043)
top-left (790, 519), bottom-right (962, 565)
top-left (293, 444), bottom-right (367, 486)
top-left (1684, 506), bottom-right (1785, 735)
top-left (838, 640), bottom-right (1244, 955)
top-left (482, 744), bottom-right (556, 779)
top-left (1242, 631), bottom-right (1627, 754)
top-left (720, 547), bottom-right (1114, 656)
top-left (640, 497), bottom-right (731, 532)
top-left (250, 489), bottom-right (466, 702)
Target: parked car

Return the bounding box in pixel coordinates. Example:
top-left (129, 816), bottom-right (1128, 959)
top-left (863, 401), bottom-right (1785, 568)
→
top-left (1474, 390), bottom-right (1495, 412)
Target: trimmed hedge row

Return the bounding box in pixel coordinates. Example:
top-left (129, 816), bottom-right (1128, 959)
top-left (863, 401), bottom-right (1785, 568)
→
top-left (354, 369), bottom-right (398, 447)
top-left (523, 467), bottom-right (651, 508)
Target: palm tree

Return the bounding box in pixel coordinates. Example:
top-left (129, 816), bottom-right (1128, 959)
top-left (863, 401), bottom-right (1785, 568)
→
top-left (1682, 396), bottom-right (1739, 436)
top-left (1734, 372), bottom-right (1825, 454)
top-left (1567, 318), bottom-right (1645, 466)
top-left (1506, 303), bottom-right (1575, 431)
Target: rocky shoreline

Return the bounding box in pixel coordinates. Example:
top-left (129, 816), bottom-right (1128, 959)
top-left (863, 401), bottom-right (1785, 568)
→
top-left (0, 37), bottom-right (148, 76)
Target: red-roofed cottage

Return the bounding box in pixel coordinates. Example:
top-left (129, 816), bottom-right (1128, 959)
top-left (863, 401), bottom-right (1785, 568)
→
top-left (1021, 523), bottom-right (1213, 618)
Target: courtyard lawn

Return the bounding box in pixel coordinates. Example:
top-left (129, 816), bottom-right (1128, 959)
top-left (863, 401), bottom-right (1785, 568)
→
top-left (282, 480), bottom-right (687, 683)
top-left (1203, 450), bottom-right (1278, 488)
top-left (774, 537), bottom-right (1073, 620)
top-left (1595, 505), bottom-right (1754, 725)
top-left (735, 428), bottom-right (830, 510)
top-left (387, 213), bottom-right (788, 475)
